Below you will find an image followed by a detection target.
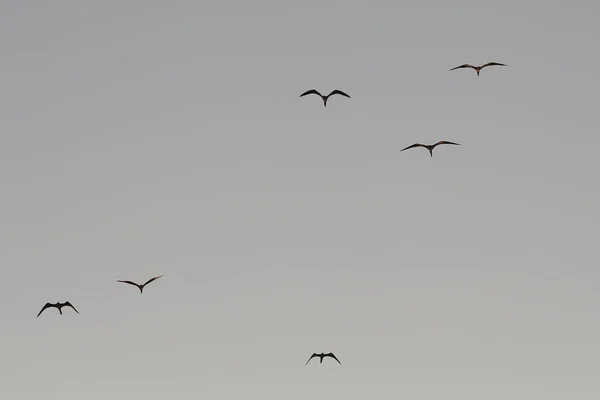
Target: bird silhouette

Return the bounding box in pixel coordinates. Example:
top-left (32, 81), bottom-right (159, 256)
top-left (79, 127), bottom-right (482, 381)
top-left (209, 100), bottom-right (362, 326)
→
top-left (37, 302), bottom-right (79, 318)
top-left (117, 275), bottom-right (163, 294)
top-left (449, 62), bottom-right (506, 76)
top-left (299, 89), bottom-right (350, 107)
top-left (305, 352), bottom-right (342, 366)
top-left (401, 141), bottom-right (460, 157)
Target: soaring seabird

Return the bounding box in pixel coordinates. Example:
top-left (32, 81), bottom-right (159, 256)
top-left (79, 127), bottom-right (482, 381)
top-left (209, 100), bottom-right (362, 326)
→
top-left (305, 352), bottom-right (342, 365)
top-left (401, 141), bottom-right (460, 157)
top-left (299, 89), bottom-right (351, 107)
top-left (117, 275), bottom-right (164, 294)
top-left (37, 302), bottom-right (79, 317)
top-left (449, 62), bottom-right (506, 76)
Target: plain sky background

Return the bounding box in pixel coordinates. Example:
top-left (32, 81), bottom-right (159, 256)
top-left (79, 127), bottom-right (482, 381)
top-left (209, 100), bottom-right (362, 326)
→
top-left (1, 1), bottom-right (599, 399)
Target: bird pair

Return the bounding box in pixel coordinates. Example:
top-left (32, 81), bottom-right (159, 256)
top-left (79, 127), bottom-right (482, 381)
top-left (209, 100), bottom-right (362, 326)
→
top-left (299, 62), bottom-right (506, 107)
top-left (36, 275), bottom-right (163, 317)
top-left (299, 90), bottom-right (459, 157)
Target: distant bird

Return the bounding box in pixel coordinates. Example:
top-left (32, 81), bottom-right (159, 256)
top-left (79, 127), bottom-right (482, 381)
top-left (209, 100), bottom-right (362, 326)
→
top-left (37, 302), bottom-right (79, 318)
top-left (117, 275), bottom-right (163, 294)
top-left (449, 62), bottom-right (506, 76)
top-left (299, 89), bottom-right (350, 107)
top-left (401, 141), bottom-right (460, 157)
top-left (305, 352), bottom-right (342, 366)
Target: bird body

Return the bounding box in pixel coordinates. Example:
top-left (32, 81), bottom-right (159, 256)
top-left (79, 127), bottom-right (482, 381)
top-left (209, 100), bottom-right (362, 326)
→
top-left (37, 301), bottom-right (79, 318)
top-left (449, 62), bottom-right (506, 76)
top-left (117, 275), bottom-right (163, 293)
top-left (299, 89), bottom-right (350, 107)
top-left (401, 141), bottom-right (460, 157)
top-left (305, 352), bottom-right (342, 365)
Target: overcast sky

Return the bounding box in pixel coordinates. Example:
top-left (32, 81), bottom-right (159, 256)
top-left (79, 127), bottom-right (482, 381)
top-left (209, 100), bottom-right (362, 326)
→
top-left (1, 1), bottom-right (599, 399)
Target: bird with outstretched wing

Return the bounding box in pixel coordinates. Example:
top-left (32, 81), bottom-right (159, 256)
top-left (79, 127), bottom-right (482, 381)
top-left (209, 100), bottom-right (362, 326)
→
top-left (37, 301), bottom-right (80, 318)
top-left (305, 352), bottom-right (342, 365)
top-left (117, 275), bottom-right (164, 294)
top-left (449, 62), bottom-right (506, 76)
top-left (401, 141), bottom-right (460, 157)
top-left (299, 89), bottom-right (351, 107)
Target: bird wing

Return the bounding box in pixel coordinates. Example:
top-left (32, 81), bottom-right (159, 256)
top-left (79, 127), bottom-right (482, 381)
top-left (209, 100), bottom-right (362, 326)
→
top-left (305, 353), bottom-right (319, 366)
top-left (401, 143), bottom-right (426, 152)
top-left (299, 89), bottom-right (322, 98)
top-left (64, 301), bottom-right (79, 314)
top-left (326, 353), bottom-right (342, 365)
top-left (480, 62), bottom-right (506, 69)
top-left (143, 275), bottom-right (164, 287)
top-left (36, 303), bottom-right (53, 318)
top-left (328, 90), bottom-right (351, 98)
top-left (449, 64), bottom-right (476, 71)
top-left (432, 141), bottom-right (460, 148)
top-left (117, 280), bottom-right (140, 288)
top-left (325, 353), bottom-right (342, 365)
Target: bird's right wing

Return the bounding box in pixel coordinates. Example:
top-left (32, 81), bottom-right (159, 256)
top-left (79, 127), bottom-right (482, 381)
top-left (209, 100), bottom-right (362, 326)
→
top-left (433, 140), bottom-right (460, 148)
top-left (305, 353), bottom-right (318, 366)
top-left (64, 301), bottom-right (79, 314)
top-left (449, 64), bottom-right (475, 71)
top-left (143, 275), bottom-right (164, 287)
top-left (299, 89), bottom-right (322, 98)
top-left (326, 353), bottom-right (342, 365)
top-left (328, 90), bottom-right (351, 98)
top-left (36, 303), bottom-right (52, 318)
top-left (401, 143), bottom-right (425, 152)
top-left (480, 62), bottom-right (506, 68)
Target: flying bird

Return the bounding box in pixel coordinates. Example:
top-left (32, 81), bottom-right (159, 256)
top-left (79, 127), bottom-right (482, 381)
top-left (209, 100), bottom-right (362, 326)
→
top-left (449, 62), bottom-right (506, 76)
top-left (37, 302), bottom-right (79, 318)
top-left (305, 352), bottom-right (342, 366)
top-left (299, 89), bottom-right (350, 107)
top-left (117, 275), bottom-right (163, 294)
top-left (401, 141), bottom-right (460, 157)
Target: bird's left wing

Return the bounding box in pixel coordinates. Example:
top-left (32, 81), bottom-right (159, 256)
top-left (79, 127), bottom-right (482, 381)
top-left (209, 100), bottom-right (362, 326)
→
top-left (299, 89), bottom-right (321, 98)
top-left (449, 64), bottom-right (475, 71)
top-left (36, 303), bottom-right (52, 318)
top-left (117, 280), bottom-right (139, 287)
top-left (305, 353), bottom-right (318, 366)
top-left (401, 143), bottom-right (425, 152)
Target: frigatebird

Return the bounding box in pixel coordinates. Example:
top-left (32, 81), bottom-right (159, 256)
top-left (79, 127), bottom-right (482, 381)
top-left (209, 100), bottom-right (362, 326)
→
top-left (299, 89), bottom-right (350, 107)
top-left (449, 62), bottom-right (506, 76)
top-left (401, 141), bottom-right (460, 157)
top-left (305, 352), bottom-right (342, 366)
top-left (37, 302), bottom-right (79, 318)
top-left (117, 275), bottom-right (163, 294)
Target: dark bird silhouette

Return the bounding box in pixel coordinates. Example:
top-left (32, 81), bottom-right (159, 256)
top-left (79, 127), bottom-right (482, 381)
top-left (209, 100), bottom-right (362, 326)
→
top-left (36, 302), bottom-right (79, 318)
top-left (305, 352), bottom-right (342, 366)
top-left (449, 62), bottom-right (506, 76)
top-left (299, 89), bottom-right (350, 107)
top-left (401, 141), bottom-right (460, 157)
top-left (117, 275), bottom-right (163, 294)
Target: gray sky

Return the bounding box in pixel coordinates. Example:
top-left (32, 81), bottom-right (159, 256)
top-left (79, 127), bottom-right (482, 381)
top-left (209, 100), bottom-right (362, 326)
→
top-left (1, 1), bottom-right (599, 399)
